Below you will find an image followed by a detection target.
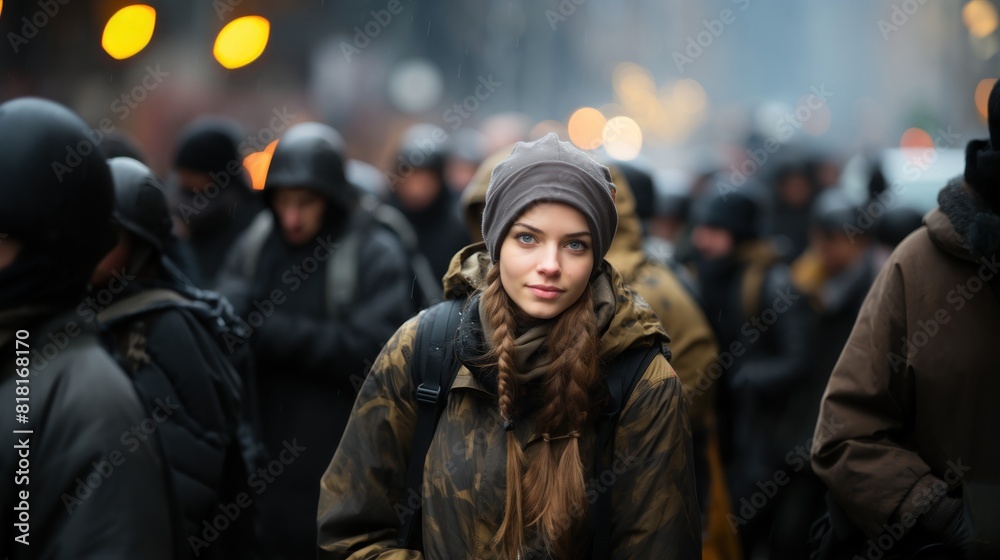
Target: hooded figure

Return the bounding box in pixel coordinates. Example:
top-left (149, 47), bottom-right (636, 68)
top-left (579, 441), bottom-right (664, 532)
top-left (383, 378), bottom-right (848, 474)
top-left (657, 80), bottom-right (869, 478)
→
top-left (811, 80), bottom-right (1000, 559)
top-left (171, 117), bottom-right (265, 287)
top-left (0, 98), bottom-right (173, 558)
top-left (690, 187), bottom-right (814, 557)
top-left (217, 122), bottom-right (417, 558)
top-left (320, 134), bottom-right (700, 559)
top-left (389, 124), bottom-right (471, 290)
top-left (92, 157), bottom-right (258, 560)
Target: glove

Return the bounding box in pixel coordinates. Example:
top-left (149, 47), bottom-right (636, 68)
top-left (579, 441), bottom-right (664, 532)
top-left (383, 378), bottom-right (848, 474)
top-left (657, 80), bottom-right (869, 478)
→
top-left (921, 495), bottom-right (989, 559)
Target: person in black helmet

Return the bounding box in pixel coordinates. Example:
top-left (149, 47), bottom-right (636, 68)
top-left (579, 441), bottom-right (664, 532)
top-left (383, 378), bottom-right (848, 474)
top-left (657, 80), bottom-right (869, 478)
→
top-left (690, 187), bottom-right (814, 559)
top-left (217, 122), bottom-right (417, 559)
top-left (0, 98), bottom-right (173, 559)
top-left (91, 157), bottom-right (260, 560)
top-left (389, 123), bottom-right (470, 291)
top-left (171, 117), bottom-right (265, 287)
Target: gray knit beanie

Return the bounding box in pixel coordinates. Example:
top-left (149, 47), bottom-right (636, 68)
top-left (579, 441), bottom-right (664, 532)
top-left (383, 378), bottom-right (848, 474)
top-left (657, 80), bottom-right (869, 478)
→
top-left (481, 133), bottom-right (618, 269)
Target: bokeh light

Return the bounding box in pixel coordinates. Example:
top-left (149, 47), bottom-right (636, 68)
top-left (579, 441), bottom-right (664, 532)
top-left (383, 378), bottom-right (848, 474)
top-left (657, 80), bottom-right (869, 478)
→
top-left (214, 16), bottom-right (271, 70)
top-left (102, 5), bottom-right (156, 60)
top-left (568, 107), bottom-right (607, 150)
top-left (673, 79), bottom-right (708, 115)
top-left (963, 0), bottom-right (999, 38)
top-left (387, 59), bottom-right (444, 114)
top-left (602, 116), bottom-right (643, 160)
top-left (976, 78), bottom-right (998, 121)
top-left (243, 139), bottom-right (279, 191)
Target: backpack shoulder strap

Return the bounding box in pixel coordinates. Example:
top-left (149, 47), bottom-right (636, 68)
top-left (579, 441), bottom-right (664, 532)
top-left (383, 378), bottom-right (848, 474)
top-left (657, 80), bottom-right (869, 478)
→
top-left (397, 298), bottom-right (465, 548)
top-left (326, 206), bottom-right (376, 318)
top-left (593, 344), bottom-right (663, 560)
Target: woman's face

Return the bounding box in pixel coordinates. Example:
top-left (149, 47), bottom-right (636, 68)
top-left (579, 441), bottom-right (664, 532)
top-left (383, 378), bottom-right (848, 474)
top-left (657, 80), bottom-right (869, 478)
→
top-left (498, 202), bottom-right (594, 320)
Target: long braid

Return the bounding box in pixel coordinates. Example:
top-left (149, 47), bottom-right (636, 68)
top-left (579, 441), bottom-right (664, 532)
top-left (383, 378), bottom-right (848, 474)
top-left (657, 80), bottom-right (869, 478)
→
top-left (482, 264), bottom-right (601, 559)
top-left (483, 266), bottom-right (528, 559)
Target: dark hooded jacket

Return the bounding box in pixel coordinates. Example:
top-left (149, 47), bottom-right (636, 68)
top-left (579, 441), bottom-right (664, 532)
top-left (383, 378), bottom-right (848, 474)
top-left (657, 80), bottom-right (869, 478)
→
top-left (94, 157), bottom-right (253, 559)
top-left (694, 238), bottom-right (814, 505)
top-left (812, 178), bottom-right (1000, 548)
top-left (318, 245), bottom-right (700, 559)
top-left (172, 118), bottom-right (265, 287)
top-left (392, 185), bottom-right (469, 291)
top-left (0, 97), bottom-right (173, 559)
top-left (217, 123), bottom-right (416, 558)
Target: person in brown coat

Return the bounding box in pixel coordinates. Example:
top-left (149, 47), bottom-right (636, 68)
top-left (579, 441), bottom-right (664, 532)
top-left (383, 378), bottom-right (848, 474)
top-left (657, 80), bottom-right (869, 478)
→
top-left (812, 81), bottom-right (1000, 559)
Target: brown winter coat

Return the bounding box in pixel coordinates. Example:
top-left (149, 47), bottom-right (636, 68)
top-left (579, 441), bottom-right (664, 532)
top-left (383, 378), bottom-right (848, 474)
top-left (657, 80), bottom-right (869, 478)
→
top-left (318, 246), bottom-right (701, 559)
top-left (812, 179), bottom-right (1000, 540)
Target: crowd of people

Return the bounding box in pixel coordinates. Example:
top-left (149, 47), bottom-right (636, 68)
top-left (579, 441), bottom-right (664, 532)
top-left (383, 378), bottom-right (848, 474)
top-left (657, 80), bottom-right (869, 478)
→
top-left (1, 80), bottom-right (999, 560)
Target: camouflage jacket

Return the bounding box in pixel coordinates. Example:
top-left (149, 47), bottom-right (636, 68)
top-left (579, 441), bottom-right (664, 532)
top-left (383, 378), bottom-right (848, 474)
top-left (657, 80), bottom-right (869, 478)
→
top-left (318, 246), bottom-right (700, 559)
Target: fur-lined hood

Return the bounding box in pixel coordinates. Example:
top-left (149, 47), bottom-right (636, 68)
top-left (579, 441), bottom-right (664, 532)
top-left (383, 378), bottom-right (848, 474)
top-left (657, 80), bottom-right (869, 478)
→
top-left (927, 177), bottom-right (1000, 263)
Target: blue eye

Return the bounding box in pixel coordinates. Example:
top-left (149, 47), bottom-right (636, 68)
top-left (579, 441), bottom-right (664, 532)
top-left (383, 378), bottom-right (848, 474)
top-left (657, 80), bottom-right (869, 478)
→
top-left (515, 233), bottom-right (536, 244)
top-left (566, 240), bottom-right (588, 251)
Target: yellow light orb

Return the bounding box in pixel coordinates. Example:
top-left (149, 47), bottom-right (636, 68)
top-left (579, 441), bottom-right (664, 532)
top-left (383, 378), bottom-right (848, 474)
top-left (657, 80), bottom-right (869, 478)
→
top-left (975, 78), bottom-right (998, 121)
top-left (964, 0), bottom-right (999, 39)
top-left (568, 107), bottom-right (607, 150)
top-left (214, 16), bottom-right (271, 70)
top-left (102, 5), bottom-right (156, 60)
top-left (603, 116), bottom-right (643, 161)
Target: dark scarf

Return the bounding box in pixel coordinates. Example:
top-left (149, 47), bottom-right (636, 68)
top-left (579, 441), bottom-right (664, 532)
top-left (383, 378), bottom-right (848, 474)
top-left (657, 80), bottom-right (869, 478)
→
top-left (454, 272), bottom-right (617, 401)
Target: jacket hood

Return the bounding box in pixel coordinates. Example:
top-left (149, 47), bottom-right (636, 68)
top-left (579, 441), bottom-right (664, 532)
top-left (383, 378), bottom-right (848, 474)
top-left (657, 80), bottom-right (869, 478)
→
top-left (442, 242), bottom-right (669, 362)
top-left (264, 122), bottom-right (357, 213)
top-left (604, 164), bottom-right (646, 279)
top-left (928, 177), bottom-right (1000, 263)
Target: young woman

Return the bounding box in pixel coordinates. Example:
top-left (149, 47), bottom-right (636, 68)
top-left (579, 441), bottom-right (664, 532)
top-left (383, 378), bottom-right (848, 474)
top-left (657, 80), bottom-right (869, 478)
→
top-left (318, 134), bottom-right (700, 559)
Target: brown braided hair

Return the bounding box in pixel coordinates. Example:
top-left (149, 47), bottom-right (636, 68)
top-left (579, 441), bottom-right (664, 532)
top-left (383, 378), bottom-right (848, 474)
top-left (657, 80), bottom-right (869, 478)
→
top-left (481, 264), bottom-right (600, 559)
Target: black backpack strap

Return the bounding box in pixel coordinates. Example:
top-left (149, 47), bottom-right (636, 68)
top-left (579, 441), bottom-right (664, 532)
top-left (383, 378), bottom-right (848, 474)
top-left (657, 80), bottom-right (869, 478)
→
top-left (593, 344), bottom-right (663, 560)
top-left (398, 299), bottom-right (464, 548)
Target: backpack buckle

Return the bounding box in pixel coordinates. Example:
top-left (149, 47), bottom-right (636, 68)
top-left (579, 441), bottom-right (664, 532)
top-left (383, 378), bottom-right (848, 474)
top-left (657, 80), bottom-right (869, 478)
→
top-left (415, 383), bottom-right (441, 405)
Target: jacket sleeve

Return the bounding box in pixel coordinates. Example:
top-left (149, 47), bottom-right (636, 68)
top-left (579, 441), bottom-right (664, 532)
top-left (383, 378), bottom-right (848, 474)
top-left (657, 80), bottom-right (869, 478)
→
top-left (317, 316), bottom-right (424, 560)
top-left (734, 266), bottom-right (815, 395)
top-left (28, 349), bottom-right (175, 559)
top-left (811, 257), bottom-right (934, 538)
top-left (610, 356), bottom-right (701, 559)
top-left (643, 265), bottom-right (719, 424)
top-left (254, 229), bottom-right (417, 388)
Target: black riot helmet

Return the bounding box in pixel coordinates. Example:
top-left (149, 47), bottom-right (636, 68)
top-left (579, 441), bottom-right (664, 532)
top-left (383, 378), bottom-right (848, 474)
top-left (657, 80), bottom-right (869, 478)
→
top-left (108, 157), bottom-right (173, 252)
top-left (264, 122), bottom-right (357, 213)
top-left (0, 97), bottom-right (117, 304)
